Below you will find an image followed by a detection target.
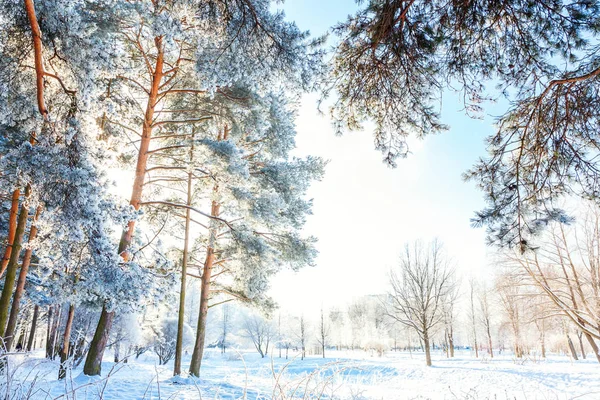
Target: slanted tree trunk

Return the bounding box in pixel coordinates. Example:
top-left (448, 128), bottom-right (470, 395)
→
top-left (84, 37), bottom-right (165, 377)
top-left (584, 332), bottom-right (600, 363)
top-left (27, 305), bottom-right (39, 351)
top-left (0, 190), bottom-right (21, 277)
top-left (486, 325), bottom-right (494, 358)
top-left (174, 132), bottom-right (194, 376)
top-left (189, 199), bottom-right (220, 377)
top-left (83, 306), bottom-right (113, 375)
top-left (0, 191), bottom-right (30, 341)
top-left (567, 334), bottom-right (579, 360)
top-left (58, 304), bottom-right (75, 379)
top-left (5, 206), bottom-right (41, 350)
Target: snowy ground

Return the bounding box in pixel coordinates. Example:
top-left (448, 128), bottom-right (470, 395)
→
top-left (3, 349), bottom-right (599, 399)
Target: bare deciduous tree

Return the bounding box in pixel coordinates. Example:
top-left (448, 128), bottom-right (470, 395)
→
top-left (347, 300), bottom-right (367, 350)
top-left (468, 277), bottom-right (479, 358)
top-left (442, 278), bottom-right (460, 358)
top-left (511, 207), bottom-right (600, 362)
top-left (496, 271), bottom-right (525, 358)
top-left (386, 240), bottom-right (455, 366)
top-left (316, 307), bottom-right (331, 358)
top-left (478, 284), bottom-right (495, 358)
top-left (296, 315), bottom-right (308, 360)
top-left (243, 315), bottom-right (274, 358)
top-left (219, 304), bottom-right (232, 354)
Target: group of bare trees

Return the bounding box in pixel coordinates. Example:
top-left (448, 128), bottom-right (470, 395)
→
top-left (495, 206), bottom-right (600, 363)
top-left (381, 233), bottom-right (600, 367)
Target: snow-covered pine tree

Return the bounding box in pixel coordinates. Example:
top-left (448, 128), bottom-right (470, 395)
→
top-left (0, 0), bottom-right (126, 347)
top-left (179, 88), bottom-right (325, 376)
top-left (80, 0), bottom-right (323, 376)
top-left (0, 1), bottom-right (171, 376)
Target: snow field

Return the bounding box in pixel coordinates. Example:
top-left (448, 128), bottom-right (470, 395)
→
top-left (2, 349), bottom-right (599, 399)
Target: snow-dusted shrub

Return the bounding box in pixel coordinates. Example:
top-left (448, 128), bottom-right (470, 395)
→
top-left (151, 317), bottom-right (193, 365)
top-left (227, 351), bottom-right (243, 361)
top-left (363, 341), bottom-right (387, 357)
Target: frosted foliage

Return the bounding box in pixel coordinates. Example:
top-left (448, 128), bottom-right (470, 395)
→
top-left (0, 0), bottom-right (172, 313)
top-left (0, 0), bottom-right (324, 323)
top-left (194, 1), bottom-right (324, 93)
top-left (188, 87), bottom-right (324, 311)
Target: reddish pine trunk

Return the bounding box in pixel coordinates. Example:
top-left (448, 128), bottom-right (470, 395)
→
top-left (83, 37), bottom-right (165, 377)
top-left (58, 304), bottom-right (75, 379)
top-left (0, 190), bottom-right (21, 277)
top-left (0, 191), bottom-right (30, 340)
top-left (5, 206), bottom-right (42, 350)
top-left (24, 0), bottom-right (48, 118)
top-left (189, 199), bottom-right (220, 377)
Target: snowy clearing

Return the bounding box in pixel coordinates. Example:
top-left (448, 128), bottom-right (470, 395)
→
top-left (4, 350), bottom-right (598, 400)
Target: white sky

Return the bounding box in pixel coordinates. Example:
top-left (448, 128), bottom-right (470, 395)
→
top-left (268, 1), bottom-right (507, 315)
top-left (269, 90), bottom-right (496, 315)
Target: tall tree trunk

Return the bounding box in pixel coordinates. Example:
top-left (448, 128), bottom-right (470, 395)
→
top-left (486, 325), bottom-right (493, 358)
top-left (48, 305), bottom-right (61, 360)
top-left (189, 199), bottom-right (220, 377)
top-left (83, 306), bottom-right (114, 375)
top-left (470, 285), bottom-right (478, 358)
top-left (84, 37), bottom-right (164, 377)
top-left (16, 325), bottom-right (26, 350)
top-left (423, 328), bottom-right (432, 367)
top-left (174, 132), bottom-right (194, 376)
top-left (45, 306), bottom-right (53, 358)
top-left (58, 304), bottom-right (75, 379)
top-left (5, 206), bottom-right (41, 350)
top-left (113, 339), bottom-right (120, 363)
top-left (448, 326), bottom-right (454, 358)
top-left (444, 329), bottom-right (449, 358)
top-left (0, 190), bottom-right (30, 341)
top-left (26, 305), bottom-right (39, 351)
top-left (0, 190), bottom-right (21, 277)
top-left (541, 333), bottom-right (546, 359)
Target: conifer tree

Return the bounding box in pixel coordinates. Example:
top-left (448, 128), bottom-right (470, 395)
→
top-left (327, 0), bottom-right (600, 248)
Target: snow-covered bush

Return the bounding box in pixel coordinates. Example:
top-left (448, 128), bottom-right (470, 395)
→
top-left (151, 317), bottom-right (193, 365)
